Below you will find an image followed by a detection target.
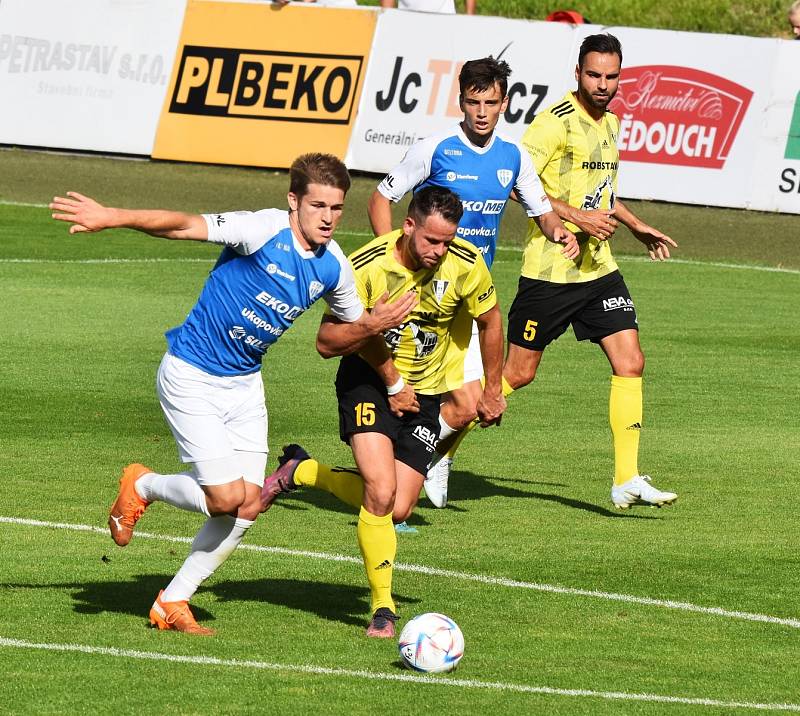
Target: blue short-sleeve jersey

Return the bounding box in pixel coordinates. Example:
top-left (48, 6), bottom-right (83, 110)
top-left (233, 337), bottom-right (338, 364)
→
top-left (377, 125), bottom-right (551, 268)
top-left (166, 210), bottom-right (360, 377)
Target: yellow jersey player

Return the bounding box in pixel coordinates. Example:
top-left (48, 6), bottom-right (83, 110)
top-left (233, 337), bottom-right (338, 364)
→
top-left (260, 185), bottom-right (505, 637)
top-left (503, 33), bottom-right (679, 508)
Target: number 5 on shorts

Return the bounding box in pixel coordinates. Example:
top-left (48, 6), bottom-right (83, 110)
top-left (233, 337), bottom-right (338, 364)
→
top-left (523, 320), bottom-right (538, 342)
top-left (355, 402), bottom-right (375, 426)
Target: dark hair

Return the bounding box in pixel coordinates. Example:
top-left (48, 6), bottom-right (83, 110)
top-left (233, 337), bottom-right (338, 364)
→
top-left (578, 33), bottom-right (623, 68)
top-left (408, 186), bottom-right (463, 226)
top-left (459, 56), bottom-right (512, 98)
top-left (289, 153), bottom-right (351, 198)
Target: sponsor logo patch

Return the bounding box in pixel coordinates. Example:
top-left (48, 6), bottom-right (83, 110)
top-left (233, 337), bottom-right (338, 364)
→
top-left (610, 65), bottom-right (753, 169)
top-left (266, 263), bottom-right (296, 281)
top-left (602, 296), bottom-right (635, 312)
top-left (412, 425), bottom-right (438, 452)
top-left (168, 46), bottom-right (363, 125)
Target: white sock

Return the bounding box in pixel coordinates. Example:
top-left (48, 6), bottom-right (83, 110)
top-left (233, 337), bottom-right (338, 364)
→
top-left (135, 471), bottom-right (210, 516)
top-left (161, 515), bottom-right (254, 603)
top-left (437, 414), bottom-right (457, 441)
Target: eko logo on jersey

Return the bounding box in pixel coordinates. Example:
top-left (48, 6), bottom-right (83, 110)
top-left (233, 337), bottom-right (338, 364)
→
top-left (255, 291), bottom-right (303, 321)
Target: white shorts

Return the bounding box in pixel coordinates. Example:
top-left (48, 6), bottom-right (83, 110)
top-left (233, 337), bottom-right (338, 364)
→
top-left (156, 352), bottom-right (268, 468)
top-left (463, 322), bottom-right (484, 384)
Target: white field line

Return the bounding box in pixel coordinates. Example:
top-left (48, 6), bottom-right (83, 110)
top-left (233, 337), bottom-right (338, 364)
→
top-left (1, 244), bottom-right (797, 275)
top-left (3, 516), bottom-right (799, 630)
top-left (492, 245), bottom-right (800, 275)
top-left (0, 637), bottom-right (798, 712)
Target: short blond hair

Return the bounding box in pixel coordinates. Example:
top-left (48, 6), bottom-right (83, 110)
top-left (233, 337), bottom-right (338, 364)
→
top-left (791, 0), bottom-right (800, 14)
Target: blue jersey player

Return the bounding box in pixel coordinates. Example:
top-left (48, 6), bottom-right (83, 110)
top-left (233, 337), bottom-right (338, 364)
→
top-left (368, 57), bottom-right (577, 508)
top-left (50, 153), bottom-right (416, 635)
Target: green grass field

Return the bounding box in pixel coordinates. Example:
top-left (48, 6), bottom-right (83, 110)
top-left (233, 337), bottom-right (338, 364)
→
top-left (1, 148), bottom-right (799, 714)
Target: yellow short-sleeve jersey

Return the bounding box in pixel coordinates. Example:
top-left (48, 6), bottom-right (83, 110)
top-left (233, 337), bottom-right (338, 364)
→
top-left (349, 230), bottom-right (496, 395)
top-left (521, 92), bottom-right (620, 284)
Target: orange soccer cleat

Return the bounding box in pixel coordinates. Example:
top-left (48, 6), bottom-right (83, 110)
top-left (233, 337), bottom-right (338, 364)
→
top-left (149, 590), bottom-right (215, 636)
top-left (108, 463), bottom-right (152, 546)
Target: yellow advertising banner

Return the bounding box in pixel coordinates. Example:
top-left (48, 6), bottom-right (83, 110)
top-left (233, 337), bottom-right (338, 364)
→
top-left (153, 0), bottom-right (377, 168)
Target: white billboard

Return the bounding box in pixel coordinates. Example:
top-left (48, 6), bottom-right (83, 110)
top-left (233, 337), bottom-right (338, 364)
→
top-left (0, 0), bottom-right (186, 154)
top-left (750, 40), bottom-right (800, 213)
top-left (345, 10), bottom-right (579, 172)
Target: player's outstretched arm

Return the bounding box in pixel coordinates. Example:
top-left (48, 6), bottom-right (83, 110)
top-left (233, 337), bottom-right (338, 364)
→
top-left (316, 291), bottom-right (416, 358)
top-left (614, 200), bottom-right (678, 261)
top-left (367, 190), bottom-right (394, 237)
top-left (474, 305), bottom-right (506, 427)
top-left (50, 191), bottom-right (208, 240)
top-left (535, 210), bottom-right (580, 260)
top-left (547, 195), bottom-right (619, 241)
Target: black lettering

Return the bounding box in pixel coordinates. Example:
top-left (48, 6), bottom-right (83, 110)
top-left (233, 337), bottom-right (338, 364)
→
top-left (263, 62), bottom-right (292, 109)
top-left (524, 84), bottom-right (548, 124)
top-left (376, 56), bottom-right (403, 111)
top-left (779, 168), bottom-right (797, 193)
top-left (235, 61), bottom-right (263, 106)
top-left (504, 82), bottom-right (526, 123)
top-left (399, 73), bottom-right (420, 113)
top-left (291, 64), bottom-right (323, 110)
top-left (322, 67), bottom-right (351, 112)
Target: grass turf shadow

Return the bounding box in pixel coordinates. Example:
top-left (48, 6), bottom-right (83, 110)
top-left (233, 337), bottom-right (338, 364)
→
top-left (0, 574), bottom-right (420, 630)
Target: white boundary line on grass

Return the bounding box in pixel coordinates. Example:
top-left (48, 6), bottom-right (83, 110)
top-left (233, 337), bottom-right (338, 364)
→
top-left (491, 246), bottom-right (800, 276)
top-left (3, 516), bottom-right (800, 630)
top-left (2, 245), bottom-right (798, 275)
top-left (0, 637), bottom-right (798, 712)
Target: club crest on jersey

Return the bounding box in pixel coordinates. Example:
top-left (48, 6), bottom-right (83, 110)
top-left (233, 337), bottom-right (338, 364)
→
top-left (309, 280), bottom-right (325, 301)
top-left (432, 279), bottom-right (449, 303)
top-left (496, 169), bottom-right (513, 187)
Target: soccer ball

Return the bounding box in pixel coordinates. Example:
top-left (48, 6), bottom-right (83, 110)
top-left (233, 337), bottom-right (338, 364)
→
top-left (398, 612), bottom-right (464, 673)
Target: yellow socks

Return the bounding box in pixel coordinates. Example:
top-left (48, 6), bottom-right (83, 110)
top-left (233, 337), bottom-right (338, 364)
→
top-left (294, 459), bottom-right (363, 509)
top-left (443, 376), bottom-right (515, 459)
top-left (609, 375), bottom-right (642, 486)
top-left (357, 506), bottom-right (396, 614)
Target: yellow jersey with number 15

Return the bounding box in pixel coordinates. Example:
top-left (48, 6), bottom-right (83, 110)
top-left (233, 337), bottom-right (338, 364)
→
top-left (348, 230), bottom-right (496, 396)
top-left (521, 92), bottom-right (620, 284)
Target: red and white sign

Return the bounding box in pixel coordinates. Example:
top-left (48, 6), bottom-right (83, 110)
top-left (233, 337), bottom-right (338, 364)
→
top-left (610, 65), bottom-right (753, 169)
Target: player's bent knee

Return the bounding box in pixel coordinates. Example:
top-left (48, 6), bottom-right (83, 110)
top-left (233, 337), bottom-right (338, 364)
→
top-left (504, 365), bottom-right (536, 390)
top-left (393, 504), bottom-right (413, 523)
top-left (362, 487), bottom-right (396, 516)
top-left (204, 482), bottom-right (246, 515)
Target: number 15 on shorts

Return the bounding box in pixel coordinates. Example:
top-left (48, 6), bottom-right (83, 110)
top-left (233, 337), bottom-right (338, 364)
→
top-left (355, 402), bottom-right (375, 426)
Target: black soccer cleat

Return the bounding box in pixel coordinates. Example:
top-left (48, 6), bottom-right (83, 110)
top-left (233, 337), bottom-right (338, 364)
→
top-left (260, 444), bottom-right (310, 512)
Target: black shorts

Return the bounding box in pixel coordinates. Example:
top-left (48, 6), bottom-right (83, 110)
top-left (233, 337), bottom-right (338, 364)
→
top-left (335, 355), bottom-right (440, 476)
top-left (507, 270), bottom-right (638, 351)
